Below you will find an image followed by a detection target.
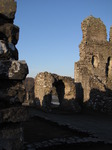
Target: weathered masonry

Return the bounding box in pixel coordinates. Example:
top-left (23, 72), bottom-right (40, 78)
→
top-left (35, 72), bottom-right (81, 112)
top-left (75, 16), bottom-right (112, 113)
top-left (34, 16), bottom-right (112, 114)
top-left (0, 0), bottom-right (28, 149)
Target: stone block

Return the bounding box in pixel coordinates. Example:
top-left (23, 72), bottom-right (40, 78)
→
top-left (0, 0), bottom-right (16, 20)
top-left (0, 80), bottom-right (26, 106)
top-left (0, 14), bottom-right (13, 25)
top-left (0, 40), bottom-right (18, 60)
top-left (0, 60), bottom-right (28, 80)
top-left (0, 107), bottom-right (29, 123)
top-left (0, 23), bottom-right (19, 45)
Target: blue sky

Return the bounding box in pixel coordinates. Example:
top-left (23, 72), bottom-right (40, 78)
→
top-left (14, 0), bottom-right (112, 78)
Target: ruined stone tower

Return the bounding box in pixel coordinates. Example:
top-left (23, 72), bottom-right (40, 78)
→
top-left (75, 16), bottom-right (112, 113)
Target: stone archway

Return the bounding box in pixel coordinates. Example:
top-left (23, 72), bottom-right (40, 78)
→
top-left (35, 72), bottom-right (81, 112)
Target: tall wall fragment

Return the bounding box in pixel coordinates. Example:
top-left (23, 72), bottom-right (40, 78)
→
top-left (0, 0), bottom-right (28, 107)
top-left (0, 0), bottom-right (29, 149)
top-left (75, 16), bottom-right (112, 113)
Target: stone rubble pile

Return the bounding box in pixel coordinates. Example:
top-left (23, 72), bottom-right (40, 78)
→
top-left (0, 0), bottom-right (29, 149)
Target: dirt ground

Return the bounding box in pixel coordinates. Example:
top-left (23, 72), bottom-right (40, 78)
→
top-left (23, 116), bottom-right (80, 143)
top-left (23, 107), bottom-right (112, 150)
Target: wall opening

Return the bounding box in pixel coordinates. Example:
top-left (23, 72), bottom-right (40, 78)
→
top-left (106, 57), bottom-right (112, 78)
top-left (51, 86), bottom-right (60, 106)
top-left (92, 56), bottom-right (98, 68)
top-left (51, 80), bottom-right (65, 106)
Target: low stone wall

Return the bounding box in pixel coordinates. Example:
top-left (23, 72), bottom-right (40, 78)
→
top-left (35, 72), bottom-right (81, 112)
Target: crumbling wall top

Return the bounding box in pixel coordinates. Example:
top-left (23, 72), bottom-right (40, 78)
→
top-left (81, 16), bottom-right (107, 43)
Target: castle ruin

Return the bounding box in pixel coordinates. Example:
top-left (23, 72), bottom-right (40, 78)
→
top-left (0, 1), bottom-right (112, 149)
top-left (34, 16), bottom-right (112, 114)
top-left (75, 16), bottom-right (112, 113)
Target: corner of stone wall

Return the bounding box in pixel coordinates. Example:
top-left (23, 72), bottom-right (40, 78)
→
top-left (109, 26), bottom-right (112, 43)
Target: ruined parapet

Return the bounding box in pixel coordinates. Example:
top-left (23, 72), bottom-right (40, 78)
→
top-left (79, 16), bottom-right (107, 60)
top-left (81, 16), bottom-right (107, 43)
top-left (75, 16), bottom-right (112, 113)
top-left (35, 72), bottom-right (81, 112)
top-left (0, 1), bottom-right (29, 149)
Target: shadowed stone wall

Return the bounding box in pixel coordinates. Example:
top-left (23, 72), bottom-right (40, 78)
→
top-left (0, 1), bottom-right (29, 149)
top-left (75, 16), bottom-right (112, 113)
top-left (0, 0), bottom-right (28, 107)
top-left (35, 72), bottom-right (81, 112)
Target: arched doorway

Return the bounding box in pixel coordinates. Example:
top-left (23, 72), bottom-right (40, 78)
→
top-left (52, 80), bottom-right (65, 106)
top-left (51, 86), bottom-right (60, 106)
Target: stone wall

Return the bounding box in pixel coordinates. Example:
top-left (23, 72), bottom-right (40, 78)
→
top-left (110, 26), bottom-right (112, 43)
top-left (0, 0), bottom-right (29, 149)
top-left (23, 77), bottom-right (34, 106)
top-left (0, 0), bottom-right (28, 107)
top-left (35, 72), bottom-right (81, 112)
top-left (75, 16), bottom-right (112, 113)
